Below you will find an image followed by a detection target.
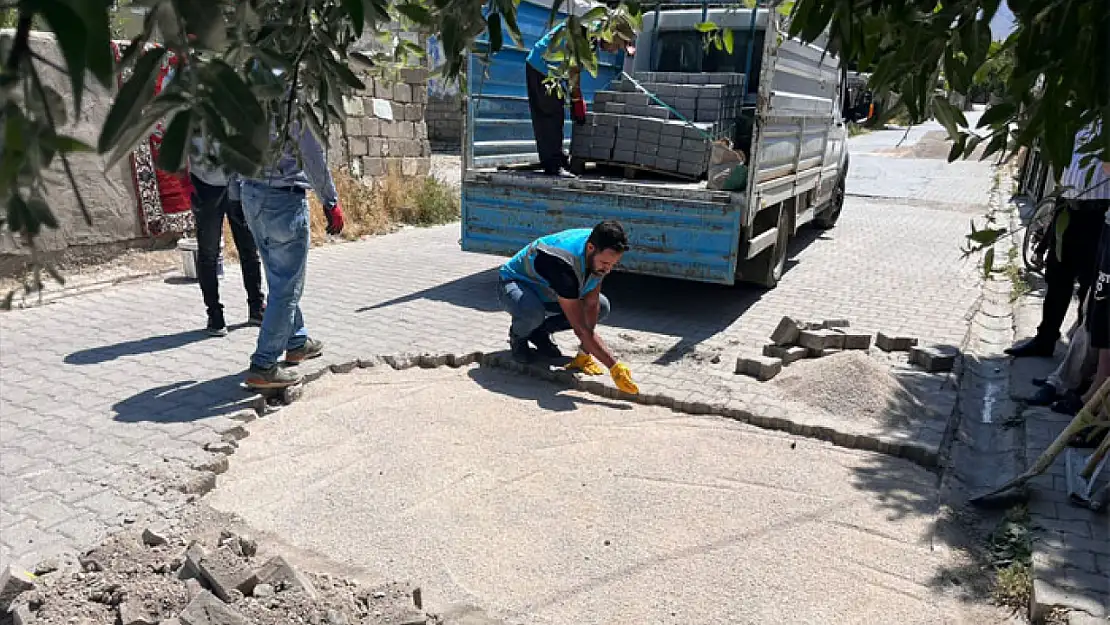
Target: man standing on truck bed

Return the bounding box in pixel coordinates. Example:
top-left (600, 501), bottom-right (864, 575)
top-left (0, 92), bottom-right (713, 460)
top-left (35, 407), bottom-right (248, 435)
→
top-left (526, 22), bottom-right (634, 177)
top-left (498, 220), bottom-right (639, 395)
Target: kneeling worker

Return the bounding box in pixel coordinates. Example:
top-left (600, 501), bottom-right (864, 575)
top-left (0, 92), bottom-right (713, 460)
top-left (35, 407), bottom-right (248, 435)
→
top-left (498, 220), bottom-right (639, 394)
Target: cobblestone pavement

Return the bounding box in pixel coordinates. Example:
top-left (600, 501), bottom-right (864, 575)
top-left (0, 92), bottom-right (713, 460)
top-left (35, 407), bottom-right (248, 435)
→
top-left (1011, 297), bottom-right (1110, 621)
top-left (1, 121), bottom-right (995, 569)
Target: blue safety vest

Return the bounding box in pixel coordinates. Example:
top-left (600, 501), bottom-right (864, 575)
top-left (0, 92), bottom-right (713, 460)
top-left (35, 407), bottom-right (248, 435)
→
top-left (500, 228), bottom-right (601, 302)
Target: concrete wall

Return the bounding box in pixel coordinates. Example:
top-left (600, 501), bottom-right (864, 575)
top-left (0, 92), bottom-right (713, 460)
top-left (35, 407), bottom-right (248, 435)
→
top-left (0, 32), bottom-right (143, 262)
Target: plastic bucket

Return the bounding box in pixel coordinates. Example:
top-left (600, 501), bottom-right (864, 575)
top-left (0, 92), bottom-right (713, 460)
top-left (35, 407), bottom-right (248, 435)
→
top-left (177, 237), bottom-right (224, 281)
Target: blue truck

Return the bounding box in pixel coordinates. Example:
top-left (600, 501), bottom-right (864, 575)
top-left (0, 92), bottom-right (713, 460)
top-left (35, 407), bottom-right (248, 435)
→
top-left (460, 1), bottom-right (850, 288)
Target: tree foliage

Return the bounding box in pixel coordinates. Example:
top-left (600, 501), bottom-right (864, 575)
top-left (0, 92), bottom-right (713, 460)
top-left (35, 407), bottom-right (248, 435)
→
top-left (787, 0), bottom-right (1107, 176)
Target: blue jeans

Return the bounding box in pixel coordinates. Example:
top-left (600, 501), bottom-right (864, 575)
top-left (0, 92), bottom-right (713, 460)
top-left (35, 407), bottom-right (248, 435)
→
top-left (497, 279), bottom-right (610, 339)
top-left (240, 183), bottom-right (311, 369)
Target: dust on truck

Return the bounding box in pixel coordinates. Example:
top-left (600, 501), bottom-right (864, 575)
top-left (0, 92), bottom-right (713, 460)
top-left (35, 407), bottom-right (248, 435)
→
top-left (460, 2), bottom-right (850, 288)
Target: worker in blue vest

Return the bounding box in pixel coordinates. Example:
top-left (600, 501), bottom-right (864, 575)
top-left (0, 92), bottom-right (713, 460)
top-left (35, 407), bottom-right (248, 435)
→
top-left (526, 22), bottom-right (635, 177)
top-left (498, 220), bottom-right (639, 394)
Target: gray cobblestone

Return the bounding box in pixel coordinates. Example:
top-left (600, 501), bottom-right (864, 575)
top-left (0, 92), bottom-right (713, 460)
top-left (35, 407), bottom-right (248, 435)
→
top-left (0, 129), bottom-right (988, 568)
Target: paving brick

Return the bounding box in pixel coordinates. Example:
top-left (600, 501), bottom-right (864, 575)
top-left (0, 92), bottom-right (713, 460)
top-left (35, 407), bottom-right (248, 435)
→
top-left (763, 344), bottom-right (807, 365)
top-left (909, 345), bottom-right (959, 372)
top-left (876, 332), bottom-right (919, 352)
top-left (735, 355), bottom-right (782, 381)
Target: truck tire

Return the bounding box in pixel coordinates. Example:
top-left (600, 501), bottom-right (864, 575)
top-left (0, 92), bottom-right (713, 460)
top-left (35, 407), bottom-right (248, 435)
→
top-left (815, 173), bottom-right (845, 230)
top-left (740, 208), bottom-right (790, 289)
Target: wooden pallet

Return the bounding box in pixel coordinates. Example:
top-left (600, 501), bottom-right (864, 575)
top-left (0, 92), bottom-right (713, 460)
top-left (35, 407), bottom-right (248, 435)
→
top-left (569, 157), bottom-right (702, 182)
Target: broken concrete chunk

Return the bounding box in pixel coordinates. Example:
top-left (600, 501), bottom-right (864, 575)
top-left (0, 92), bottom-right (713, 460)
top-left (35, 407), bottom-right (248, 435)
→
top-left (807, 347), bottom-right (843, 358)
top-left (118, 600), bottom-right (157, 625)
top-left (769, 316), bottom-right (802, 346)
top-left (197, 547), bottom-right (258, 603)
top-left (763, 344), bottom-right (808, 365)
top-left (836, 330), bottom-right (873, 350)
top-left (255, 555), bottom-right (318, 600)
top-left (142, 526), bottom-right (170, 547)
top-left (438, 604), bottom-right (506, 625)
top-left (178, 591), bottom-right (248, 625)
top-left (10, 604), bottom-right (33, 625)
top-left (875, 332), bottom-right (918, 352)
top-left (180, 471), bottom-right (217, 495)
top-left (217, 532), bottom-right (257, 558)
top-left (397, 610), bottom-right (429, 625)
top-left (185, 578), bottom-right (205, 600)
top-left (798, 329), bottom-right (844, 350)
top-left (910, 345), bottom-right (959, 372)
top-left (821, 319), bottom-right (851, 329)
top-left (736, 355), bottom-right (783, 381)
top-left (0, 565), bottom-right (36, 612)
top-left (252, 583), bottom-right (275, 598)
top-left (179, 542), bottom-right (207, 580)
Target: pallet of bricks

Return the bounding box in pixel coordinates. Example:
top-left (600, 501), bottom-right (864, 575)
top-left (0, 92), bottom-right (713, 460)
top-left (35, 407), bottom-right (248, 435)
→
top-left (570, 72), bottom-right (745, 180)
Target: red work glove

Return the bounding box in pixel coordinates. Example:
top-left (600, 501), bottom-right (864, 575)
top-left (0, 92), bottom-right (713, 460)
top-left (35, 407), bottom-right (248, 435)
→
top-left (571, 88), bottom-right (587, 125)
top-left (324, 201), bottom-right (345, 236)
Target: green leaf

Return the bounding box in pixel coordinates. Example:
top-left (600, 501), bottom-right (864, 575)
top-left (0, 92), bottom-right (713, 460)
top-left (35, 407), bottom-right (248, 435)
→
top-left (156, 109), bottom-right (193, 173)
top-left (722, 29), bottom-right (734, 55)
top-left (695, 21), bottom-right (718, 33)
top-left (218, 134), bottom-right (263, 177)
top-left (330, 61), bottom-right (367, 90)
top-left (74, 0), bottom-right (114, 88)
top-left (1054, 208), bottom-right (1070, 264)
top-left (98, 46), bottom-right (168, 154)
top-left (980, 131), bottom-right (1009, 161)
top-left (7, 194), bottom-right (30, 234)
top-left (581, 6), bottom-right (607, 22)
top-left (931, 94), bottom-right (967, 139)
top-left (982, 247), bottom-right (995, 279)
top-left (27, 196), bottom-right (58, 230)
top-left (947, 133), bottom-right (967, 163)
top-left (344, 0), bottom-right (366, 38)
top-left (104, 93), bottom-right (190, 170)
top-left (202, 61), bottom-right (264, 137)
top-left (395, 3), bottom-right (432, 24)
top-left (44, 135), bottom-right (93, 153)
top-left (968, 226), bottom-right (1006, 245)
top-left (487, 12), bottom-right (503, 54)
top-left (976, 102), bottom-right (1016, 129)
top-left (37, 0), bottom-right (90, 113)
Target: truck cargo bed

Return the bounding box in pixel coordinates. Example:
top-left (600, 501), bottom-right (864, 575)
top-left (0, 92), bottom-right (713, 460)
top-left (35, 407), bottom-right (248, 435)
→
top-left (462, 168), bottom-right (746, 284)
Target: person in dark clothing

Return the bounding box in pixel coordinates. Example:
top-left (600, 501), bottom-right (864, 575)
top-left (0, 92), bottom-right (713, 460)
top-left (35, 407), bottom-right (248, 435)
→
top-left (190, 168), bottom-right (266, 336)
top-left (1008, 127), bottom-right (1110, 358)
top-left (525, 23), bottom-right (634, 177)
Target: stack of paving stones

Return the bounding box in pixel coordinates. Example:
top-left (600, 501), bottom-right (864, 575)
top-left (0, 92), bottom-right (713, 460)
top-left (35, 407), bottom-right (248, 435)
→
top-left (570, 72), bottom-right (744, 179)
top-left (735, 316), bottom-right (959, 381)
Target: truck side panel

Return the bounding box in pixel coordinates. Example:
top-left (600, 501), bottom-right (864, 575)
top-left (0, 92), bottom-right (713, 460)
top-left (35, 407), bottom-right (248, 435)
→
top-left (747, 35), bottom-right (844, 229)
top-left (463, 174), bottom-right (743, 284)
top-left (465, 0), bottom-right (623, 170)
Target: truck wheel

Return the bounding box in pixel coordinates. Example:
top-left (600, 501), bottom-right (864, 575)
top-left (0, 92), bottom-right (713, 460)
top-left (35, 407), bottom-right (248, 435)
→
top-left (741, 208), bottom-right (790, 289)
top-left (815, 174), bottom-right (845, 230)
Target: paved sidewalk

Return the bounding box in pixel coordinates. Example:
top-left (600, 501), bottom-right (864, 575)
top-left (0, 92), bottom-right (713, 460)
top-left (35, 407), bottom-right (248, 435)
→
top-left (1010, 298), bottom-right (1110, 621)
top-left (1, 124), bottom-right (993, 569)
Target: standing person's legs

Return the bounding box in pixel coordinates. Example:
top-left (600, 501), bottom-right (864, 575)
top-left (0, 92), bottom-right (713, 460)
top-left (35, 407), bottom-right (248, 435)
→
top-left (225, 197), bottom-right (266, 322)
top-left (240, 183), bottom-right (312, 385)
top-left (526, 65), bottom-right (566, 175)
top-left (191, 176), bottom-right (229, 333)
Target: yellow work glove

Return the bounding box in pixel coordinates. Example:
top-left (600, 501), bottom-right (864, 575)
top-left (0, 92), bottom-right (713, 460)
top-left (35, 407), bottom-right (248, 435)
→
top-left (565, 353), bottom-right (605, 375)
top-left (609, 362), bottom-right (639, 395)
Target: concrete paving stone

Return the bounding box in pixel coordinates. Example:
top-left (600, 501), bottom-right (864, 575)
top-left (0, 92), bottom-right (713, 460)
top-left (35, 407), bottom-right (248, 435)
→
top-left (1033, 578), bottom-right (1109, 619)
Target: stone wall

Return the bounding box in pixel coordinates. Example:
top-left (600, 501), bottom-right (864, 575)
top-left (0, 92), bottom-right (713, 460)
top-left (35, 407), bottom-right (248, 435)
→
top-left (426, 94), bottom-right (464, 149)
top-left (332, 67), bottom-right (433, 178)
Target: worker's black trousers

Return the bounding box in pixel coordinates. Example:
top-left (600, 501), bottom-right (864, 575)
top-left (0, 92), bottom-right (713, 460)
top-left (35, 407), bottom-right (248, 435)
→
top-left (1038, 200), bottom-right (1109, 342)
top-left (526, 64), bottom-right (566, 174)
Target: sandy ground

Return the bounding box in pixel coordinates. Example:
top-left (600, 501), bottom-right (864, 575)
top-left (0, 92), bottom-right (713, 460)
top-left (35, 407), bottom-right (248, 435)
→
top-left (209, 365), bottom-right (1016, 625)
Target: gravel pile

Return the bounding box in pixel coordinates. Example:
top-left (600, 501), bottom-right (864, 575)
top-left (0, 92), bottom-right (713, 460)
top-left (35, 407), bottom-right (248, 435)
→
top-left (772, 351), bottom-right (924, 426)
top-left (0, 506), bottom-right (453, 625)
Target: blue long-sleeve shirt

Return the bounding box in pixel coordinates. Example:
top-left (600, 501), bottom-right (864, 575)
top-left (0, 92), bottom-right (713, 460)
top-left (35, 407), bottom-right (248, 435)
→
top-left (248, 122), bottom-right (339, 207)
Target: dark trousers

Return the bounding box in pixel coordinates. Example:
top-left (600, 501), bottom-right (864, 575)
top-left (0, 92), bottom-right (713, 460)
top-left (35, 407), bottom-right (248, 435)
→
top-left (525, 64), bottom-right (566, 174)
top-left (191, 175), bottom-right (264, 322)
top-left (1038, 199), bottom-right (1109, 341)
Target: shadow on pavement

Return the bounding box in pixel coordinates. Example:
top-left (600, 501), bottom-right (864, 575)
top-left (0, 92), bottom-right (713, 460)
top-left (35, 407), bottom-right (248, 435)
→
top-left (112, 372), bottom-right (252, 423)
top-left (467, 366), bottom-right (632, 413)
top-left (65, 329), bottom-right (217, 365)
top-left (357, 228), bottom-right (826, 365)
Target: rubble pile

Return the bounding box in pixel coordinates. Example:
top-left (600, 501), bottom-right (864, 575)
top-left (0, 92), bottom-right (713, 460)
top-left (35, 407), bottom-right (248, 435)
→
top-left (735, 316), bottom-right (959, 381)
top-left (0, 507), bottom-right (436, 625)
